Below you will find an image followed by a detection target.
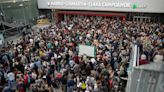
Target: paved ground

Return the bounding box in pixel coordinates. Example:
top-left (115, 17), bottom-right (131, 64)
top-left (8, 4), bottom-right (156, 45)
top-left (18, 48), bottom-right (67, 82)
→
top-left (5, 34), bottom-right (22, 44)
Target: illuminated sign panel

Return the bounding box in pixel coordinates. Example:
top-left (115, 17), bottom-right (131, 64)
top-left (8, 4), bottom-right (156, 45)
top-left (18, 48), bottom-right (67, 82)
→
top-left (47, 2), bottom-right (132, 8)
top-left (38, 0), bottom-right (164, 13)
top-left (47, 1), bottom-right (146, 9)
top-left (48, 2), bottom-right (131, 8)
top-left (47, 2), bottom-right (146, 9)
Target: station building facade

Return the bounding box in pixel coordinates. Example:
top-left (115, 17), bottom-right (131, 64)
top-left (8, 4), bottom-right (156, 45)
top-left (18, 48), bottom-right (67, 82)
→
top-left (37, 0), bottom-right (164, 23)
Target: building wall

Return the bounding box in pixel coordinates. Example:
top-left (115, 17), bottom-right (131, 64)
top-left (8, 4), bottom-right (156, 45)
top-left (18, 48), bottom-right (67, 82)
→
top-left (0, 0), bottom-right (39, 24)
top-left (38, 0), bottom-right (164, 13)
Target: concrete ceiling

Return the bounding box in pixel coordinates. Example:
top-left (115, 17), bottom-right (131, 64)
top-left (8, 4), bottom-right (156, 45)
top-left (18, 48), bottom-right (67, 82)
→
top-left (0, 0), bottom-right (30, 4)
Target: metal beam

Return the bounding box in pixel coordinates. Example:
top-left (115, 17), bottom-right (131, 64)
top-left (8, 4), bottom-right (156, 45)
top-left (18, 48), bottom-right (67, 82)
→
top-left (0, 0), bottom-right (30, 4)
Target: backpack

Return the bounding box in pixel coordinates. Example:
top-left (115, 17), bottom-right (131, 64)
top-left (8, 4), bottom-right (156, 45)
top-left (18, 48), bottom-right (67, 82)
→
top-left (81, 83), bottom-right (86, 90)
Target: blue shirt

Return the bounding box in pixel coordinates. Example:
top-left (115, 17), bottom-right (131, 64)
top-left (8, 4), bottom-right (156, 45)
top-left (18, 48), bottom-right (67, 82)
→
top-left (35, 60), bottom-right (41, 68)
top-left (47, 42), bottom-right (52, 49)
top-left (67, 79), bottom-right (75, 87)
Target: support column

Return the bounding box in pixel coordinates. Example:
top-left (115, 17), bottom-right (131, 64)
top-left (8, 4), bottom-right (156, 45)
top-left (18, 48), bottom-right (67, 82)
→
top-left (53, 9), bottom-right (59, 24)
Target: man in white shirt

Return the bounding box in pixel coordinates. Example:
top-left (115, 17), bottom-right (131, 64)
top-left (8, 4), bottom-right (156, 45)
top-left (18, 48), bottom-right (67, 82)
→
top-left (7, 71), bottom-right (15, 81)
top-left (7, 71), bottom-right (17, 91)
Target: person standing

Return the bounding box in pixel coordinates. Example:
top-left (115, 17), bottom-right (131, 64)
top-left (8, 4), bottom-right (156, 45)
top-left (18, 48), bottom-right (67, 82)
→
top-left (67, 76), bottom-right (75, 92)
top-left (7, 71), bottom-right (16, 92)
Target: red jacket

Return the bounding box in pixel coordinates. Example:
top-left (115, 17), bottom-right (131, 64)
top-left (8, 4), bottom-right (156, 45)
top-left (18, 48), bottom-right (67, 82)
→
top-left (139, 60), bottom-right (149, 65)
top-left (24, 74), bottom-right (28, 85)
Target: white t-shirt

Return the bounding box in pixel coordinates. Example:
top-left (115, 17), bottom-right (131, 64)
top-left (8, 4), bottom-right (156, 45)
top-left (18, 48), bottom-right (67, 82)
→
top-left (7, 72), bottom-right (15, 81)
top-left (77, 82), bottom-right (82, 88)
top-left (32, 72), bottom-right (37, 79)
top-left (30, 63), bottom-right (35, 69)
top-left (30, 39), bottom-right (33, 44)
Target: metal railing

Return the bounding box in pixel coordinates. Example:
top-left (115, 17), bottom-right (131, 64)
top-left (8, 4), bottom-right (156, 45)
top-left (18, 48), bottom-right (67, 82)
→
top-left (126, 44), bottom-right (140, 92)
top-left (126, 44), bottom-right (164, 92)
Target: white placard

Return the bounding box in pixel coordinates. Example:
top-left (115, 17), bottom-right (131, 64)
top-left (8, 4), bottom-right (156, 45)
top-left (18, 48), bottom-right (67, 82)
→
top-left (78, 44), bottom-right (95, 57)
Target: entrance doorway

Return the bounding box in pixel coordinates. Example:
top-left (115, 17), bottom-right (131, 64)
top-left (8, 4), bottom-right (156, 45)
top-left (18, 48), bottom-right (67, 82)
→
top-left (56, 11), bottom-right (127, 22)
top-left (133, 16), bottom-right (151, 22)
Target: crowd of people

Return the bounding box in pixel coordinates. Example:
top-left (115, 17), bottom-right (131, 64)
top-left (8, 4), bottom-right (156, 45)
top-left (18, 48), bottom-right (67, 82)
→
top-left (0, 15), bottom-right (163, 92)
